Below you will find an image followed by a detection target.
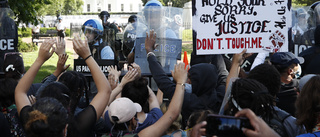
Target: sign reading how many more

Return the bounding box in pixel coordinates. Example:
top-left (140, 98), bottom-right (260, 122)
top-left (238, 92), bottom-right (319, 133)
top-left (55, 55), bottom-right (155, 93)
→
top-left (192, 0), bottom-right (291, 55)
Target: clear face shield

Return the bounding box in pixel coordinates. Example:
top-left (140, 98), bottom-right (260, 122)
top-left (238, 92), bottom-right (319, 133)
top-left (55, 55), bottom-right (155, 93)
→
top-left (293, 8), bottom-right (309, 33)
top-left (81, 26), bottom-right (102, 45)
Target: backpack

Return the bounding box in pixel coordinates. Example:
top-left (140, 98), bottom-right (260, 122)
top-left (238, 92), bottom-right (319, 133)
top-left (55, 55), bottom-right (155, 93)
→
top-left (267, 109), bottom-right (291, 137)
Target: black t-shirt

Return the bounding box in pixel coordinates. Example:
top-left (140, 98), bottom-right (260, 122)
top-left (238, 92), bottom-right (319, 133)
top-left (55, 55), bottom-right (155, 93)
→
top-left (0, 112), bottom-right (11, 137)
top-left (20, 105), bottom-right (97, 137)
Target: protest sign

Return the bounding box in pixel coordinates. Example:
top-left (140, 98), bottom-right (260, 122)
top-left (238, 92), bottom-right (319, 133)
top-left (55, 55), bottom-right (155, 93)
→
top-left (192, 0), bottom-right (291, 55)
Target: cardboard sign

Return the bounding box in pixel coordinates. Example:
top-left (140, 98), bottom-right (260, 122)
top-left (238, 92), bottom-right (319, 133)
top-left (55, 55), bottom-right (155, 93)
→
top-left (192, 0), bottom-right (291, 55)
top-left (134, 37), bottom-right (182, 74)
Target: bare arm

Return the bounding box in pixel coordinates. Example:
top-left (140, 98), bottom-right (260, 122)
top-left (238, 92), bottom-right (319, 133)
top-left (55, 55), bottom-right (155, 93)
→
top-left (148, 86), bottom-right (160, 109)
top-left (107, 69), bottom-right (137, 105)
top-left (156, 88), bottom-right (163, 105)
top-left (226, 49), bottom-right (252, 92)
top-left (138, 62), bottom-right (187, 137)
top-left (73, 35), bottom-right (111, 121)
top-left (15, 39), bottom-right (56, 115)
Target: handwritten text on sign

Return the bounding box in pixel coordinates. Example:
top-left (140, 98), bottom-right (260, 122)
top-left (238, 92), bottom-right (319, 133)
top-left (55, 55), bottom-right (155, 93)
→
top-left (193, 0), bottom-right (290, 54)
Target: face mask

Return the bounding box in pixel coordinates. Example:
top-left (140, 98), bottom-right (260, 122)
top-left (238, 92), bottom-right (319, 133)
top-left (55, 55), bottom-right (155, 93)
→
top-left (292, 64), bottom-right (302, 79)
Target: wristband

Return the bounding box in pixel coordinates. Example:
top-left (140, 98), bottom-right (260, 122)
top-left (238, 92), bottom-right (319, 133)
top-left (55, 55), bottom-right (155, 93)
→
top-left (147, 52), bottom-right (155, 58)
top-left (84, 55), bottom-right (92, 61)
top-left (176, 83), bottom-right (185, 87)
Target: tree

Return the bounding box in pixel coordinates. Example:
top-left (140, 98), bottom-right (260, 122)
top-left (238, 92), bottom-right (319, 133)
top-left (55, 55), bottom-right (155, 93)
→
top-left (63, 0), bottom-right (83, 15)
top-left (294, 0), bottom-right (318, 6)
top-left (162, 0), bottom-right (191, 8)
top-left (8, 0), bottom-right (51, 25)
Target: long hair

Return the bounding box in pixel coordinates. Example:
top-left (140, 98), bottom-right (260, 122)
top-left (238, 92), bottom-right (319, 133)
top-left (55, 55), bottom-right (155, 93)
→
top-left (121, 77), bottom-right (149, 112)
top-left (296, 75), bottom-right (320, 132)
top-left (58, 71), bottom-right (89, 115)
top-left (24, 97), bottom-right (68, 137)
top-left (225, 78), bottom-right (275, 121)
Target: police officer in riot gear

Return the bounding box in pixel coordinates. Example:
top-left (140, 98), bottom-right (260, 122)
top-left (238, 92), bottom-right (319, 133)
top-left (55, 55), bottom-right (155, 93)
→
top-left (122, 15), bottom-right (137, 58)
top-left (99, 11), bottom-right (119, 34)
top-left (0, 0), bottom-right (18, 77)
top-left (99, 11), bottom-right (123, 63)
top-left (82, 19), bottom-right (114, 60)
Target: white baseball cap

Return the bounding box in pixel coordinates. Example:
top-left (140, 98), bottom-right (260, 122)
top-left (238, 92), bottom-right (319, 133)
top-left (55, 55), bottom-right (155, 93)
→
top-left (108, 97), bottom-right (142, 124)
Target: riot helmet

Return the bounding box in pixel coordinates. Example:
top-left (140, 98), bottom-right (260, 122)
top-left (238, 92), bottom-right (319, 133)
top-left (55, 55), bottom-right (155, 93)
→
top-left (99, 11), bottom-right (110, 25)
top-left (82, 19), bottom-right (104, 45)
top-left (128, 15), bottom-right (137, 23)
top-left (296, 8), bottom-right (308, 30)
top-left (143, 0), bottom-right (163, 30)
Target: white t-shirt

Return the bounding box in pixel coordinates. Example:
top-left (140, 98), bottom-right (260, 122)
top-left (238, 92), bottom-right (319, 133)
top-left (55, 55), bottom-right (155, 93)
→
top-left (56, 22), bottom-right (66, 31)
top-left (32, 25), bottom-right (40, 33)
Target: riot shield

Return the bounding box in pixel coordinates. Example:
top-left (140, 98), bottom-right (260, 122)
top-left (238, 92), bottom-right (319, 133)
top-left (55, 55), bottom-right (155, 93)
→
top-left (135, 6), bottom-right (183, 74)
top-left (0, 7), bottom-right (18, 75)
top-left (291, 6), bottom-right (315, 56)
top-left (72, 28), bottom-right (114, 75)
top-left (122, 22), bottom-right (137, 58)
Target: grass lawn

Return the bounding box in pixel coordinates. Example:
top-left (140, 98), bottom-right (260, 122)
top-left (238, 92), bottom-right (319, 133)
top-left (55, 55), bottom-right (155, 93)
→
top-left (22, 49), bottom-right (74, 83)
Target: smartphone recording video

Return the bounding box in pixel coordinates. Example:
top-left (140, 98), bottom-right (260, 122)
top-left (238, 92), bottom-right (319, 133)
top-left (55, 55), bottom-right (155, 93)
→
top-left (206, 114), bottom-right (253, 137)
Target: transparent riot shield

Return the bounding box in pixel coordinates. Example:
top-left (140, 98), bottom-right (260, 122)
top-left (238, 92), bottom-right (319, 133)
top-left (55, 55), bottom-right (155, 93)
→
top-left (122, 22), bottom-right (137, 58)
top-left (291, 6), bottom-right (316, 56)
top-left (103, 28), bottom-right (116, 52)
top-left (0, 7), bottom-right (18, 75)
top-left (72, 27), bottom-right (114, 75)
top-left (134, 6), bottom-right (183, 74)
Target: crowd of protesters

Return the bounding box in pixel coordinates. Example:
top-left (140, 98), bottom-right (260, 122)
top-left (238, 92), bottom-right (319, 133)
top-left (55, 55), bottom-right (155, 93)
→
top-left (4, 0), bottom-right (320, 137)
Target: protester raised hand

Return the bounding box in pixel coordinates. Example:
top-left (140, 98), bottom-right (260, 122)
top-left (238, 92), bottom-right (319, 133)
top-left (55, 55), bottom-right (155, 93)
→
top-left (172, 62), bottom-right (188, 84)
top-left (128, 63), bottom-right (141, 79)
top-left (145, 30), bottom-right (157, 54)
top-left (37, 39), bottom-right (55, 63)
top-left (73, 34), bottom-right (91, 59)
top-left (119, 68), bottom-right (138, 86)
top-left (108, 65), bottom-right (121, 81)
top-left (55, 37), bottom-right (66, 55)
top-left (53, 54), bottom-right (70, 77)
top-left (108, 74), bottom-right (118, 90)
top-left (232, 49), bottom-right (252, 65)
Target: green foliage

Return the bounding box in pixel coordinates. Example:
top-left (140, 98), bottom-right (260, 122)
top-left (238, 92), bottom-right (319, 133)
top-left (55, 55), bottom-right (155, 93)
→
top-left (18, 28), bottom-right (32, 37)
top-left (182, 29), bottom-right (192, 41)
top-left (63, 0), bottom-right (84, 15)
top-left (7, 0), bottom-right (83, 26)
top-left (8, 0), bottom-right (51, 25)
top-left (294, 0), bottom-right (318, 6)
top-left (17, 38), bottom-right (38, 52)
top-left (46, 0), bottom-right (83, 16)
top-left (163, 0), bottom-right (191, 7)
top-left (39, 27), bottom-right (56, 34)
top-left (65, 29), bottom-right (70, 37)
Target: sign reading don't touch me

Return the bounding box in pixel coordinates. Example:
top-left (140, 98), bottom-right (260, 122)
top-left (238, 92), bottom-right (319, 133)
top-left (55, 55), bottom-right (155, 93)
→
top-left (192, 0), bottom-right (291, 55)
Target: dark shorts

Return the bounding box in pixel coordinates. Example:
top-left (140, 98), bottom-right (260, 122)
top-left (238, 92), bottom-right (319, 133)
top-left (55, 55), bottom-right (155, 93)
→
top-left (57, 30), bottom-right (65, 38)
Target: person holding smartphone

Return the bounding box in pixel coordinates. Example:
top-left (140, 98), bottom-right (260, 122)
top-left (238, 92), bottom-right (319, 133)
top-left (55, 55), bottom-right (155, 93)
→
top-left (190, 109), bottom-right (280, 137)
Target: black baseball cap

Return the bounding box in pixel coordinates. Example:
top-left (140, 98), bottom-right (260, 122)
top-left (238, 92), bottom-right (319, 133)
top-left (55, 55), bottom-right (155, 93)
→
top-left (270, 52), bottom-right (304, 67)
